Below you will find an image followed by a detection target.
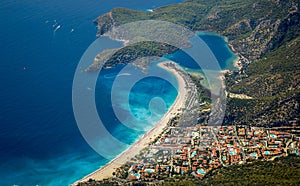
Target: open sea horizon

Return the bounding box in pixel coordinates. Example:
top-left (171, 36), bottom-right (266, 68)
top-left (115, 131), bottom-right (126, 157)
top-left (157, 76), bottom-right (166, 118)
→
top-left (0, 0), bottom-right (236, 185)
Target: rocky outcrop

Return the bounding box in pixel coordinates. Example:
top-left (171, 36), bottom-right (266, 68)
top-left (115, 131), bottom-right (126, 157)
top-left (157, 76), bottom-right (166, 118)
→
top-left (93, 12), bottom-right (114, 37)
top-left (231, 11), bottom-right (300, 61)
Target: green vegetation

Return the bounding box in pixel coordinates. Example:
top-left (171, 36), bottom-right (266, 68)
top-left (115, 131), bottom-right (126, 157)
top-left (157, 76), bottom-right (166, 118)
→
top-left (87, 41), bottom-right (178, 71)
top-left (92, 0), bottom-right (300, 126)
top-left (94, 0), bottom-right (299, 60)
top-left (190, 74), bottom-right (212, 103)
top-left (105, 42), bottom-right (177, 67)
top-left (111, 8), bottom-right (150, 25)
top-left (75, 1), bottom-right (300, 185)
top-left (231, 37), bottom-right (300, 96)
top-left (78, 156), bottom-right (300, 185)
top-left (225, 35), bottom-right (300, 126)
top-left (201, 156), bottom-right (300, 185)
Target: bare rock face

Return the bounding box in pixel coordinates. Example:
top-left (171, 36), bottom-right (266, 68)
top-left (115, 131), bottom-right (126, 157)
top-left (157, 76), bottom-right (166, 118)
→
top-left (232, 19), bottom-right (281, 60)
top-left (231, 10), bottom-right (300, 61)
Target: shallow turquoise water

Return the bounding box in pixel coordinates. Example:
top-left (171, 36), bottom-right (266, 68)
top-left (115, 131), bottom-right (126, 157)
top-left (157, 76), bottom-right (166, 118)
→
top-left (0, 0), bottom-right (237, 185)
top-left (0, 0), bottom-right (183, 185)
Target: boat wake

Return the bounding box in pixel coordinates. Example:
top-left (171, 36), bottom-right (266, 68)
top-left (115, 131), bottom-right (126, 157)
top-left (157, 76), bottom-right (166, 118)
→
top-left (117, 73), bottom-right (131, 77)
top-left (53, 25), bottom-right (61, 33)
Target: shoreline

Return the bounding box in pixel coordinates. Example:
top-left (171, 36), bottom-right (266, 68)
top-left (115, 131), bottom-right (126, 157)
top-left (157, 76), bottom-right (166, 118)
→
top-left (71, 61), bottom-right (188, 185)
top-left (228, 43), bottom-right (244, 71)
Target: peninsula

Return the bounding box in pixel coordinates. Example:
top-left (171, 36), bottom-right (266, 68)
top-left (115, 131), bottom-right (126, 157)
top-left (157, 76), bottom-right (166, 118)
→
top-left (91, 0), bottom-right (299, 127)
top-left (73, 0), bottom-right (300, 185)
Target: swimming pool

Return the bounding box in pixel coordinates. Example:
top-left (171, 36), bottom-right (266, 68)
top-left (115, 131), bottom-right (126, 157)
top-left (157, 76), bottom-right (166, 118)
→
top-left (264, 151), bottom-right (271, 155)
top-left (197, 169), bottom-right (206, 175)
top-left (270, 134), bottom-right (277, 138)
top-left (145, 169), bottom-right (155, 173)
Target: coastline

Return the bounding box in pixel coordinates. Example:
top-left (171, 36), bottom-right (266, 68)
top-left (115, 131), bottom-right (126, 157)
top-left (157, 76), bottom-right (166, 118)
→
top-left (72, 61), bottom-right (188, 185)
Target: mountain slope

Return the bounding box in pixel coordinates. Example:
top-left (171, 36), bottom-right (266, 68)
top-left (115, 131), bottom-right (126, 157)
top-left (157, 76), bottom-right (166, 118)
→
top-left (93, 0), bottom-right (300, 127)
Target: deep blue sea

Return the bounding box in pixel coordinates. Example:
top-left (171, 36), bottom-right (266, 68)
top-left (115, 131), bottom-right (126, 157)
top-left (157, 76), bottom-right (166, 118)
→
top-left (0, 0), bottom-right (236, 185)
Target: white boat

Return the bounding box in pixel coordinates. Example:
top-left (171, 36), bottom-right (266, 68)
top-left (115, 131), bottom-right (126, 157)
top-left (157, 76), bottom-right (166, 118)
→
top-left (54, 25), bottom-right (61, 32)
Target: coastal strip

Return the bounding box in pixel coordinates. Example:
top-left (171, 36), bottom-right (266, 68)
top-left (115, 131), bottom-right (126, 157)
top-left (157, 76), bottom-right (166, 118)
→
top-left (72, 61), bottom-right (189, 185)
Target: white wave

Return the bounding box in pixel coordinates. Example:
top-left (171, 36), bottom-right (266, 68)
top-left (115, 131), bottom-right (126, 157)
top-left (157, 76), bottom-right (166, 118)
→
top-left (117, 73), bottom-right (131, 77)
top-left (146, 9), bottom-right (153, 12)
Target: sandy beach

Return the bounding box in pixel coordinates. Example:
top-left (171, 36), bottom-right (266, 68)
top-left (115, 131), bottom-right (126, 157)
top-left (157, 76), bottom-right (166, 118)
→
top-left (72, 61), bottom-right (188, 185)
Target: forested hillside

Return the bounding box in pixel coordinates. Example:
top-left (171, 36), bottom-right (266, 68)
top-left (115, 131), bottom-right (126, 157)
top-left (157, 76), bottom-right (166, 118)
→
top-left (93, 0), bottom-right (300, 127)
